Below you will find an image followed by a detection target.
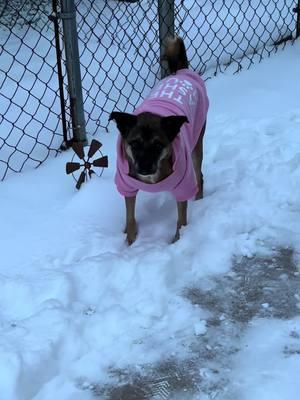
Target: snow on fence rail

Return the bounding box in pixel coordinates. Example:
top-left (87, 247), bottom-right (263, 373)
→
top-left (0, 0), bottom-right (298, 181)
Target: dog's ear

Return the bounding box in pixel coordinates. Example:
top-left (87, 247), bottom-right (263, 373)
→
top-left (109, 112), bottom-right (137, 139)
top-left (161, 115), bottom-right (189, 142)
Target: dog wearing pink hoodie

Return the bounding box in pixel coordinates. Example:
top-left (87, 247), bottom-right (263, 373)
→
top-left (110, 37), bottom-right (209, 244)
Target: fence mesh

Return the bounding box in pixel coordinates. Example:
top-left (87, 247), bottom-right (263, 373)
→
top-left (0, 0), bottom-right (298, 181)
top-left (0, 0), bottom-right (65, 180)
top-left (75, 0), bottom-right (160, 136)
top-left (76, 0), bottom-right (297, 137)
top-left (175, 0), bottom-right (296, 76)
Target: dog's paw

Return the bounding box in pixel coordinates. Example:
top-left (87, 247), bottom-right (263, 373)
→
top-left (125, 221), bottom-right (137, 246)
top-left (126, 233), bottom-right (137, 246)
top-left (171, 229), bottom-right (180, 244)
top-left (195, 190), bottom-right (203, 201)
top-left (195, 180), bottom-right (204, 200)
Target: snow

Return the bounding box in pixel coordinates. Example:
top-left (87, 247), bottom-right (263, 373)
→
top-left (1, 18), bottom-right (300, 400)
top-left (227, 318), bottom-right (300, 400)
top-left (194, 321), bottom-right (207, 336)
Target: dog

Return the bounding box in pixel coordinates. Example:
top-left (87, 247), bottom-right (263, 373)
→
top-left (109, 37), bottom-right (209, 244)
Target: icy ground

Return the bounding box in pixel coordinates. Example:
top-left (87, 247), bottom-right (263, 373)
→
top-left (0, 41), bottom-right (300, 399)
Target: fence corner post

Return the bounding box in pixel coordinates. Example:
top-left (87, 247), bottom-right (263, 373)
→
top-left (158, 0), bottom-right (175, 79)
top-left (61, 0), bottom-right (87, 144)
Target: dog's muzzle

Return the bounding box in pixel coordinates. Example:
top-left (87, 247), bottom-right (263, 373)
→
top-left (138, 168), bottom-right (156, 176)
top-left (135, 161), bottom-right (157, 176)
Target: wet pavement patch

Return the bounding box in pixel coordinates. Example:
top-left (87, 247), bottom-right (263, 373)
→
top-left (186, 247), bottom-right (300, 323)
top-left (91, 248), bottom-right (300, 399)
top-left (92, 360), bottom-right (200, 400)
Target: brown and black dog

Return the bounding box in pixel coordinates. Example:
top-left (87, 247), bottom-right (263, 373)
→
top-left (110, 37), bottom-right (209, 244)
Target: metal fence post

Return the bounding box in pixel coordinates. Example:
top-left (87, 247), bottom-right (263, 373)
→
top-left (60, 0), bottom-right (87, 144)
top-left (49, 0), bottom-right (68, 148)
top-left (294, 1), bottom-right (300, 38)
top-left (158, 0), bottom-right (175, 79)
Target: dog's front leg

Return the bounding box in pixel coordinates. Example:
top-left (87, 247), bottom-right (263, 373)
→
top-left (192, 122), bottom-right (206, 200)
top-left (173, 200), bottom-right (188, 243)
top-left (124, 196), bottom-right (137, 245)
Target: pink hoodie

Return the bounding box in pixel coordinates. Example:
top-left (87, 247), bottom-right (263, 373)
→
top-left (115, 69), bottom-right (209, 201)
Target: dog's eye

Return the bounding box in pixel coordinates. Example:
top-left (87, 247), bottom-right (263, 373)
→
top-left (152, 142), bottom-right (163, 151)
top-left (130, 141), bottom-right (141, 150)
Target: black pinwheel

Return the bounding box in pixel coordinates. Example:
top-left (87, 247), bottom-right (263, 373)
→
top-left (66, 139), bottom-right (108, 189)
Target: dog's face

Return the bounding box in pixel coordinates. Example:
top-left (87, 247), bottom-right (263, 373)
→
top-left (110, 112), bottom-right (188, 179)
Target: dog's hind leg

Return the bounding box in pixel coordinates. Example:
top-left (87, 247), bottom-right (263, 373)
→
top-left (124, 196), bottom-right (137, 245)
top-left (172, 200), bottom-right (188, 243)
top-left (192, 121), bottom-right (206, 200)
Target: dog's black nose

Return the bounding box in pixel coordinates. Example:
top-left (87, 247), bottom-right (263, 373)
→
top-left (139, 169), bottom-right (151, 176)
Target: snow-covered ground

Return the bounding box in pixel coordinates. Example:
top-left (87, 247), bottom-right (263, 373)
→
top-left (1, 36), bottom-right (300, 400)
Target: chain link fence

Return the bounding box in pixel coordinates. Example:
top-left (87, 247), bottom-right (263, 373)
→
top-left (175, 0), bottom-right (297, 75)
top-left (0, 0), bottom-right (66, 180)
top-left (0, 0), bottom-right (298, 181)
top-left (75, 0), bottom-right (159, 136)
top-left (77, 0), bottom-right (297, 137)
